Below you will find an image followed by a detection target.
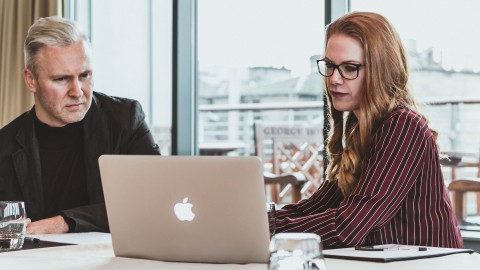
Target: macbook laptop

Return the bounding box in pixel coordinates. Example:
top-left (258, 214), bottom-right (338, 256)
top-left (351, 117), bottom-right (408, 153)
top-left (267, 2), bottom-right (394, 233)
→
top-left (98, 155), bottom-right (270, 264)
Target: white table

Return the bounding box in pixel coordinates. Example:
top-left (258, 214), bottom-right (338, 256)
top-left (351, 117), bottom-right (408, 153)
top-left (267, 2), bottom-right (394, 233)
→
top-left (1, 233), bottom-right (479, 270)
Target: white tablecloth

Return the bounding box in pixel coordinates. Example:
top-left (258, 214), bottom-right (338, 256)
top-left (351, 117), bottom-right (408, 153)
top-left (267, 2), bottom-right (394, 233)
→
top-left (1, 233), bottom-right (479, 270)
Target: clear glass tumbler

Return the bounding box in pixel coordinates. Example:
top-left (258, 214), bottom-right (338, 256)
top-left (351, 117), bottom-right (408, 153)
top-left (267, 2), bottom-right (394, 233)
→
top-left (266, 202), bottom-right (277, 237)
top-left (0, 201), bottom-right (27, 251)
top-left (268, 232), bottom-right (327, 270)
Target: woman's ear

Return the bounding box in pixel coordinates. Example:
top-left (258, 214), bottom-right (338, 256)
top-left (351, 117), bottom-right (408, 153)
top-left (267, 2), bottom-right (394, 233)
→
top-left (23, 69), bottom-right (37, 93)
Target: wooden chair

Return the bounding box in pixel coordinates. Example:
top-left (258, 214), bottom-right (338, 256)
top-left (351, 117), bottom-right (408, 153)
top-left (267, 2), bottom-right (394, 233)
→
top-left (264, 172), bottom-right (306, 203)
top-left (440, 148), bottom-right (480, 224)
top-left (441, 146), bottom-right (480, 224)
top-left (254, 122), bottom-right (324, 204)
top-left (448, 178), bottom-right (480, 223)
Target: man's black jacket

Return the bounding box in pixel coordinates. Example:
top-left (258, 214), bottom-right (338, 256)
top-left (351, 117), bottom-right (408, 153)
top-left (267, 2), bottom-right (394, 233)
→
top-left (0, 91), bottom-right (161, 232)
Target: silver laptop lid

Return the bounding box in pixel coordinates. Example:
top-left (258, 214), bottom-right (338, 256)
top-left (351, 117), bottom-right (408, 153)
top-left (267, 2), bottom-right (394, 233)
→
top-left (99, 155), bottom-right (270, 264)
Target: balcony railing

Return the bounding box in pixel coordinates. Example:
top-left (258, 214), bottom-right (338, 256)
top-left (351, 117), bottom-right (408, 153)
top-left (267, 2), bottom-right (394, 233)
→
top-left (151, 97), bottom-right (479, 173)
top-left (198, 98), bottom-right (480, 164)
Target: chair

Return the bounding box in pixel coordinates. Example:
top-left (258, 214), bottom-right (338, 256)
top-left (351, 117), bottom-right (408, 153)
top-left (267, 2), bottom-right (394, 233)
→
top-left (448, 178), bottom-right (480, 223)
top-left (264, 172), bottom-right (306, 203)
top-left (254, 122), bottom-right (324, 204)
top-left (446, 150), bottom-right (480, 224)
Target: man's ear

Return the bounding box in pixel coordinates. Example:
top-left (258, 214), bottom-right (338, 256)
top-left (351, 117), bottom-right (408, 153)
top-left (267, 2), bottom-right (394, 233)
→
top-left (23, 69), bottom-right (37, 93)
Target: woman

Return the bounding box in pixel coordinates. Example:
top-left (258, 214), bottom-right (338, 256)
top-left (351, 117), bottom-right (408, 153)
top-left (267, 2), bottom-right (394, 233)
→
top-left (272, 12), bottom-right (463, 249)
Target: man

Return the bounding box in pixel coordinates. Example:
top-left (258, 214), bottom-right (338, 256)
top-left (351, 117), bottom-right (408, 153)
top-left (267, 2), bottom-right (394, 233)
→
top-left (0, 17), bottom-right (160, 234)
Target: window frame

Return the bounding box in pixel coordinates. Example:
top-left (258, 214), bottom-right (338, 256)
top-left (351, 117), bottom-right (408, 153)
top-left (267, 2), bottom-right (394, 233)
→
top-left (174, 0), bottom-right (349, 156)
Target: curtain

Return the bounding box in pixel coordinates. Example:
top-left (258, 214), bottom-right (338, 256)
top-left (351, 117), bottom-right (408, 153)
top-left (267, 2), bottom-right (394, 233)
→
top-left (0, 0), bottom-right (59, 127)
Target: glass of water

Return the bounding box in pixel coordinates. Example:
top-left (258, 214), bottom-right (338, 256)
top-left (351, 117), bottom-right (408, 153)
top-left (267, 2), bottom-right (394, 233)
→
top-left (268, 232), bottom-right (327, 270)
top-left (0, 201), bottom-right (27, 251)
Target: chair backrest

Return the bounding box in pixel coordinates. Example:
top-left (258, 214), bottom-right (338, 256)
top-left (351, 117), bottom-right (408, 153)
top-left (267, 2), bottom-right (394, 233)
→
top-left (254, 122), bottom-right (324, 198)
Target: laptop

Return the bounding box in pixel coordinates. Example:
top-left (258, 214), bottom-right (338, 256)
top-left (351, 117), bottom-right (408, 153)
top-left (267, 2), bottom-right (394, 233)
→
top-left (98, 155), bottom-right (270, 264)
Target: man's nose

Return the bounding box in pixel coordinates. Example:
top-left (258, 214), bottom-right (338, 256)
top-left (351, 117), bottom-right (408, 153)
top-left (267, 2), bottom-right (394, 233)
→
top-left (69, 79), bottom-right (84, 97)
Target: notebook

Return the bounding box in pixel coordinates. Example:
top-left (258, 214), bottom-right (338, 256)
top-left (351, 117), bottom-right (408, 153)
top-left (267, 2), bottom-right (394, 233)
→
top-left (98, 155), bottom-right (270, 264)
top-left (323, 244), bottom-right (474, 262)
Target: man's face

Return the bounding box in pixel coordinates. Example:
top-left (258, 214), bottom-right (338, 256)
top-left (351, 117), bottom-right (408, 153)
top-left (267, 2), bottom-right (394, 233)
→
top-left (23, 40), bottom-right (93, 127)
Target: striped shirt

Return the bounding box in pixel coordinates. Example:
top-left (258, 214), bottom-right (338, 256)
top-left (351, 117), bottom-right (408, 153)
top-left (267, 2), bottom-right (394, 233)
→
top-left (274, 108), bottom-right (463, 249)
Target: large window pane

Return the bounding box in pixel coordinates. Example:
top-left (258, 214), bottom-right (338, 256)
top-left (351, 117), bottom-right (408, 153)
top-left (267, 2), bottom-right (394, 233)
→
top-left (198, 0), bottom-right (325, 156)
top-left (351, 0), bottom-right (480, 228)
top-left (72, 0), bottom-right (173, 155)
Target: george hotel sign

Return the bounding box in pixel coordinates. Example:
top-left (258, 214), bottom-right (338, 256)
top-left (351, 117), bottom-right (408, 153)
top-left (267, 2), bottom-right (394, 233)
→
top-left (258, 124), bottom-right (323, 140)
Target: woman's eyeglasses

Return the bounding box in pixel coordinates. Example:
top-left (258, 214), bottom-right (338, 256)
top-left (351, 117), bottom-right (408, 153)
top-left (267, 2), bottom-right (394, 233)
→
top-left (316, 59), bottom-right (364, 80)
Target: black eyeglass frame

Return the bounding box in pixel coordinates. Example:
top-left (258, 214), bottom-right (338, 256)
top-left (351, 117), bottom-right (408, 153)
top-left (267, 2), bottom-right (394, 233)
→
top-left (316, 59), bottom-right (364, 80)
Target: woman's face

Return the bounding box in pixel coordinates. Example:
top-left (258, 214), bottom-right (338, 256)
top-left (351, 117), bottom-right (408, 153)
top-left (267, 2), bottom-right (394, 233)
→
top-left (324, 34), bottom-right (365, 116)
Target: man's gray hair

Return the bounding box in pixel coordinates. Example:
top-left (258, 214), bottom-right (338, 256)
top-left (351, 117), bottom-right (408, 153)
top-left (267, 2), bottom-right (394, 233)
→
top-left (24, 16), bottom-right (89, 76)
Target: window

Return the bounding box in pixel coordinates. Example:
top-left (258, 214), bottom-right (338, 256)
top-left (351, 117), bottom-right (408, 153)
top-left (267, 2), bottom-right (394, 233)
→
top-left (351, 0), bottom-right (480, 228)
top-left (70, 0), bottom-right (173, 155)
top-left (197, 0), bottom-right (326, 156)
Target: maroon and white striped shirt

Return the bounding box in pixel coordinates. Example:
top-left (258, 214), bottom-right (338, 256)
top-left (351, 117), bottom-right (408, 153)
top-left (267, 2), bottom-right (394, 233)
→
top-left (275, 108), bottom-right (463, 249)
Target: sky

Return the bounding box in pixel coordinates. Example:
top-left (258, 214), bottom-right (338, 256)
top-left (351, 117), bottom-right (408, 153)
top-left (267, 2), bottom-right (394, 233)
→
top-left (198, 0), bottom-right (480, 75)
top-left (198, 0), bottom-right (324, 76)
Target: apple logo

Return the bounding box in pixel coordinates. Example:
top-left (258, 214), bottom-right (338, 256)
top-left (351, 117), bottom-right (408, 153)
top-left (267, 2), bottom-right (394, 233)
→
top-left (174, 197), bottom-right (195, 221)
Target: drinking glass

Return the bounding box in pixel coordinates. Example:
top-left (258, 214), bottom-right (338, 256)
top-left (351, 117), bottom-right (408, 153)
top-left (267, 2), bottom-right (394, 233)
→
top-left (266, 202), bottom-right (277, 237)
top-left (0, 201), bottom-right (27, 251)
top-left (268, 233), bottom-right (327, 270)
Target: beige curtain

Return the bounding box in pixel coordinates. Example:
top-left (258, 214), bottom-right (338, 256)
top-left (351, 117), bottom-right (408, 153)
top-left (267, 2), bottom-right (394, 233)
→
top-left (0, 0), bottom-right (59, 127)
